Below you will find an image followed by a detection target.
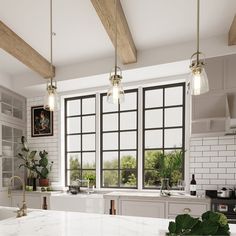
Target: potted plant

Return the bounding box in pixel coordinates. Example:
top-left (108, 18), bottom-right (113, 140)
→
top-left (18, 136), bottom-right (38, 191)
top-left (166, 211), bottom-right (230, 235)
top-left (37, 150), bottom-right (53, 187)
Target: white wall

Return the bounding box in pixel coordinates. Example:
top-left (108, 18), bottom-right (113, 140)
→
top-left (190, 136), bottom-right (236, 190)
top-left (0, 73), bottom-right (13, 90)
top-left (26, 97), bottom-right (60, 184)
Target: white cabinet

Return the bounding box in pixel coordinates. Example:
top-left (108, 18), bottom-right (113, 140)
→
top-left (11, 192), bottom-right (51, 209)
top-left (50, 194), bottom-right (105, 214)
top-left (167, 202), bottom-right (209, 218)
top-left (119, 199), bottom-right (165, 218)
top-left (104, 193), bottom-right (210, 219)
top-left (0, 86), bottom-right (26, 189)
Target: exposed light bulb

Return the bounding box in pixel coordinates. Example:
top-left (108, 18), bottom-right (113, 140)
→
top-left (191, 67), bottom-right (209, 95)
top-left (107, 78), bottom-right (124, 104)
top-left (44, 84), bottom-right (58, 111)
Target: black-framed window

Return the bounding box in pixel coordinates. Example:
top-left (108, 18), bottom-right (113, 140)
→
top-left (143, 83), bottom-right (185, 189)
top-left (100, 89), bottom-right (138, 188)
top-left (65, 95), bottom-right (96, 186)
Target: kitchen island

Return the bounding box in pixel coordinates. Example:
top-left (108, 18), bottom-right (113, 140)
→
top-left (0, 206), bottom-right (169, 236)
top-left (0, 207), bottom-right (236, 236)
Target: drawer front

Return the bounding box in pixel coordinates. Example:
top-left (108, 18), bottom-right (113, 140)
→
top-left (120, 200), bottom-right (165, 218)
top-left (168, 202), bottom-right (207, 216)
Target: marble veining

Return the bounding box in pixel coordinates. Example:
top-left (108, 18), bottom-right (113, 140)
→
top-left (0, 207), bottom-right (236, 236)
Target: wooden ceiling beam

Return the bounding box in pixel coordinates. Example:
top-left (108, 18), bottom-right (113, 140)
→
top-left (229, 15), bottom-right (236, 46)
top-left (0, 20), bottom-right (55, 78)
top-left (91, 0), bottom-right (137, 64)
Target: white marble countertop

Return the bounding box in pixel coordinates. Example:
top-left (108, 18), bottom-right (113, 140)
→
top-left (104, 191), bottom-right (210, 202)
top-left (0, 207), bottom-right (236, 236)
top-left (0, 207), bottom-right (170, 236)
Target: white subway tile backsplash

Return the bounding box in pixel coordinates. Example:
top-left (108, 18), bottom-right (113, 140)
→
top-left (190, 136), bottom-right (236, 190)
top-left (218, 174), bottom-right (234, 179)
top-left (219, 139), bottom-right (234, 145)
top-left (203, 139), bottom-right (218, 145)
top-left (202, 162), bottom-right (217, 168)
top-left (211, 145), bottom-right (226, 151)
top-left (191, 140), bottom-right (202, 146)
top-left (27, 97), bottom-right (59, 184)
top-left (219, 151), bottom-right (234, 156)
top-left (203, 151), bottom-right (218, 157)
top-left (195, 146), bottom-right (210, 151)
top-left (210, 168), bottom-right (226, 174)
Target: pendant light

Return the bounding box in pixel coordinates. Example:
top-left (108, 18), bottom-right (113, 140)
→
top-left (107, 0), bottom-right (125, 104)
top-left (44, 0), bottom-right (58, 111)
top-left (189, 0), bottom-right (209, 96)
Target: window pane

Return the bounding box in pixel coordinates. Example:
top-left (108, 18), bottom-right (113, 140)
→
top-left (165, 107), bottom-right (182, 127)
top-left (103, 170), bottom-right (118, 187)
top-left (13, 128), bottom-right (23, 143)
top-left (2, 158), bottom-right (12, 171)
top-left (144, 150), bottom-right (163, 169)
top-left (120, 112), bottom-right (136, 130)
top-left (145, 130), bottom-right (162, 149)
top-left (67, 100), bottom-right (80, 116)
top-left (163, 149), bottom-right (183, 187)
top-left (120, 151), bottom-right (136, 169)
top-left (103, 113), bottom-right (118, 131)
top-left (3, 126), bottom-right (12, 141)
top-left (144, 170), bottom-right (160, 188)
top-left (145, 89), bottom-right (163, 108)
top-left (82, 115), bottom-right (95, 133)
top-left (67, 117), bottom-right (80, 134)
top-left (164, 128), bottom-right (182, 148)
top-left (145, 109), bottom-right (163, 128)
top-left (82, 97), bottom-right (95, 114)
top-left (67, 135), bottom-right (81, 152)
top-left (82, 134), bottom-right (95, 151)
top-left (120, 92), bottom-right (137, 111)
top-left (120, 170), bottom-right (136, 188)
top-left (103, 96), bottom-right (118, 112)
top-left (165, 86), bottom-right (183, 106)
top-left (103, 152), bottom-right (118, 169)
top-left (82, 170), bottom-right (96, 186)
top-left (67, 170), bottom-right (81, 185)
top-left (82, 152), bottom-right (95, 169)
top-left (67, 153), bottom-right (81, 170)
top-left (103, 132), bottom-right (118, 150)
top-left (120, 131), bottom-right (136, 150)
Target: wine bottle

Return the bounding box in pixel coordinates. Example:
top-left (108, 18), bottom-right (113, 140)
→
top-left (42, 196), bottom-right (48, 210)
top-left (190, 174), bottom-right (196, 196)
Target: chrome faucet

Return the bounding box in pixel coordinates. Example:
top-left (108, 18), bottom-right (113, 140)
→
top-left (77, 179), bottom-right (91, 193)
top-left (8, 176), bottom-right (27, 217)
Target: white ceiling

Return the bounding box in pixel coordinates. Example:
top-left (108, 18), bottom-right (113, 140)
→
top-left (0, 0), bottom-right (236, 76)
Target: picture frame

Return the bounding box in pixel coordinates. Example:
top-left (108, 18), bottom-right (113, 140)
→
top-left (31, 106), bottom-right (53, 137)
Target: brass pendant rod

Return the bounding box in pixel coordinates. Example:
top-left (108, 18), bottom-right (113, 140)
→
top-left (114, 0), bottom-right (118, 75)
top-left (50, 0), bottom-right (54, 87)
top-left (196, 0), bottom-right (200, 63)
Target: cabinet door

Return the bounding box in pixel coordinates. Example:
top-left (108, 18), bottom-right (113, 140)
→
top-left (11, 195), bottom-right (41, 209)
top-left (225, 54), bottom-right (236, 90)
top-left (168, 202), bottom-right (209, 217)
top-left (120, 200), bottom-right (165, 218)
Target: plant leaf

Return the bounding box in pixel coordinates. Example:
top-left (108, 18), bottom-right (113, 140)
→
top-left (28, 150), bottom-right (37, 159)
top-left (168, 222), bottom-right (176, 233)
top-left (201, 220), bottom-right (218, 235)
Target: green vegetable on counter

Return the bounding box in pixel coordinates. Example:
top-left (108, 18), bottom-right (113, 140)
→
top-left (166, 211), bottom-right (230, 236)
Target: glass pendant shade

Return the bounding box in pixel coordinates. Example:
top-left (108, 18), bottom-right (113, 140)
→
top-left (191, 66), bottom-right (209, 96)
top-left (44, 84), bottom-right (58, 111)
top-left (107, 74), bottom-right (124, 104)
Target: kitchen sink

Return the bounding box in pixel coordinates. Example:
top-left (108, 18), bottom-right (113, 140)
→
top-left (0, 208), bottom-right (16, 221)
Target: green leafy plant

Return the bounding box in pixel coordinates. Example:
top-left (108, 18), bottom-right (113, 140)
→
top-left (166, 211), bottom-right (230, 236)
top-left (37, 150), bottom-right (53, 179)
top-left (18, 136), bottom-right (38, 178)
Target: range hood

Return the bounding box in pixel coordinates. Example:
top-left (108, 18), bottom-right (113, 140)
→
top-left (225, 94), bottom-right (236, 135)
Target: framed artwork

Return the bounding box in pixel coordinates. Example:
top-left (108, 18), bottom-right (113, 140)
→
top-left (31, 106), bottom-right (53, 137)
